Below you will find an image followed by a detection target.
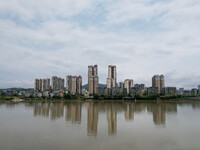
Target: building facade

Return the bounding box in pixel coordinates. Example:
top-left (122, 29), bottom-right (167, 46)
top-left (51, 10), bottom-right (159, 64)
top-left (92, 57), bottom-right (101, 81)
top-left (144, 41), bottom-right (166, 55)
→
top-left (119, 82), bottom-right (124, 89)
top-left (130, 87), bottom-right (145, 96)
top-left (34, 78), bottom-right (50, 91)
top-left (147, 87), bottom-right (159, 95)
top-left (88, 65), bottom-right (99, 95)
top-left (107, 65), bottom-right (117, 89)
top-left (67, 75), bottom-right (82, 94)
top-left (124, 79), bottom-right (134, 94)
top-left (163, 87), bottom-right (176, 95)
top-left (66, 75), bottom-right (72, 92)
top-left (178, 88), bottom-right (184, 95)
top-left (134, 84), bottom-right (145, 89)
top-left (96, 87), bottom-right (107, 96)
top-left (34, 79), bottom-right (40, 91)
top-left (152, 75), bottom-right (165, 94)
top-left (42, 78), bottom-right (50, 91)
top-left (191, 88), bottom-right (198, 95)
top-left (51, 76), bottom-right (64, 91)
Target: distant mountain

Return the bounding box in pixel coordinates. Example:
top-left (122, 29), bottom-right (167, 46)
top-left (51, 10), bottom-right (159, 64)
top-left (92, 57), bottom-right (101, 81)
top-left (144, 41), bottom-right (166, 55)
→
top-left (82, 84), bottom-right (106, 90)
top-left (0, 88), bottom-right (34, 92)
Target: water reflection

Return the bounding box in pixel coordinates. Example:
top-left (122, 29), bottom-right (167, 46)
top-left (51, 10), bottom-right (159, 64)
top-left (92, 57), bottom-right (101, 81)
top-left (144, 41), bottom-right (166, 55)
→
top-left (31, 101), bottom-right (200, 136)
top-left (66, 102), bottom-right (82, 124)
top-left (107, 104), bottom-right (117, 135)
top-left (87, 102), bottom-right (98, 136)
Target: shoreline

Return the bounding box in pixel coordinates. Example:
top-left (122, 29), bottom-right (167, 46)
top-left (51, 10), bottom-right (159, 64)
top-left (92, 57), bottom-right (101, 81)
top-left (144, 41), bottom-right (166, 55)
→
top-left (1, 97), bottom-right (200, 103)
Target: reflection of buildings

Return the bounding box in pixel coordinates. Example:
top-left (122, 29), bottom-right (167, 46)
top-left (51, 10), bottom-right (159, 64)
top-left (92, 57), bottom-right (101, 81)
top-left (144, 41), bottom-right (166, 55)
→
top-left (147, 103), bottom-right (177, 125)
top-left (32, 101), bottom-right (180, 136)
top-left (65, 102), bottom-right (82, 124)
top-left (87, 102), bottom-right (98, 136)
top-left (147, 104), bottom-right (166, 125)
top-left (125, 103), bottom-right (134, 121)
top-left (33, 103), bottom-right (64, 120)
top-left (107, 105), bottom-right (117, 135)
top-left (34, 103), bottom-right (50, 117)
top-left (50, 103), bottom-right (64, 120)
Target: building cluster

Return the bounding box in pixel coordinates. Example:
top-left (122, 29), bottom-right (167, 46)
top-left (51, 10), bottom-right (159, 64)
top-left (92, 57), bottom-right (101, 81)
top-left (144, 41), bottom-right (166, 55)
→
top-left (34, 78), bottom-right (50, 91)
top-left (1, 64), bottom-right (200, 98)
top-left (66, 75), bottom-right (82, 94)
top-left (33, 75), bottom-right (82, 97)
top-left (19, 64), bottom-right (197, 98)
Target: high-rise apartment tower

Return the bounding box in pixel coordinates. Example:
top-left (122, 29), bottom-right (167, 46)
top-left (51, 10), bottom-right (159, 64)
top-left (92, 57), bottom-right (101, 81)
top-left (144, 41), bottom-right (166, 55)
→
top-left (51, 76), bottom-right (64, 91)
top-left (88, 65), bottom-right (99, 95)
top-left (152, 75), bottom-right (165, 94)
top-left (66, 75), bottom-right (82, 94)
top-left (107, 65), bottom-right (117, 89)
top-left (124, 79), bottom-right (134, 94)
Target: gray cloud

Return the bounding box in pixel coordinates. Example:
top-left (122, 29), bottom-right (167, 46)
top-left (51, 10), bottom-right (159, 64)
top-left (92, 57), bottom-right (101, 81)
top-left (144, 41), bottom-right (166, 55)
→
top-left (0, 0), bottom-right (199, 89)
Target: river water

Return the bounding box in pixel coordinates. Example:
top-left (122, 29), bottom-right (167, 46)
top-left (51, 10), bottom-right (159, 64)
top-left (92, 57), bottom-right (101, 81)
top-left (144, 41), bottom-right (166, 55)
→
top-left (0, 101), bottom-right (200, 150)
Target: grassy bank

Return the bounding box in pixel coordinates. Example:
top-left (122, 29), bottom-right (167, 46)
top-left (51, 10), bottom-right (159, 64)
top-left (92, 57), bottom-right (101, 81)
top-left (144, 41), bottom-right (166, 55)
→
top-left (0, 94), bottom-right (200, 103)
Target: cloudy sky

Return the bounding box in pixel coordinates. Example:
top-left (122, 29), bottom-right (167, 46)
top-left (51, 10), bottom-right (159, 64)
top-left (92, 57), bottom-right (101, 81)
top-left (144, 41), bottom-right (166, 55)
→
top-left (0, 0), bottom-right (200, 89)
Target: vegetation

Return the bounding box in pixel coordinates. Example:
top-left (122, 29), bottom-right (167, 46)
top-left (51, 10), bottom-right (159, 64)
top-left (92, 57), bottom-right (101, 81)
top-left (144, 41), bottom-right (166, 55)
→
top-left (135, 94), bottom-right (159, 100)
top-left (159, 95), bottom-right (182, 100)
top-left (0, 91), bottom-right (200, 102)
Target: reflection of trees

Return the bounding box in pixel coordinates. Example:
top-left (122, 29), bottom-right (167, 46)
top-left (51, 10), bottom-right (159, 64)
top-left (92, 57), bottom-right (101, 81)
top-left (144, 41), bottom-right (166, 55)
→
top-left (191, 102), bottom-right (200, 109)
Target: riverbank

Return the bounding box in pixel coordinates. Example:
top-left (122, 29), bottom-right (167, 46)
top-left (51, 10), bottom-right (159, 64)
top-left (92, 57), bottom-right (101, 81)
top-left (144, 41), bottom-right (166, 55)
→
top-left (1, 96), bottom-right (200, 103)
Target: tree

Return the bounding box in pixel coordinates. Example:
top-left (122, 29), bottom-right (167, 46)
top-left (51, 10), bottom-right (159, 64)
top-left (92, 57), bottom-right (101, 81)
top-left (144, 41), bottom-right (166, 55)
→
top-left (64, 93), bottom-right (72, 100)
top-left (1, 92), bottom-right (6, 97)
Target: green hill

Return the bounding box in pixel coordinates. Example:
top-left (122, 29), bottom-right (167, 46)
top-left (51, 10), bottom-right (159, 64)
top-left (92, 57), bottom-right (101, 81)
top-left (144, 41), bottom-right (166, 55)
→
top-left (82, 84), bottom-right (106, 90)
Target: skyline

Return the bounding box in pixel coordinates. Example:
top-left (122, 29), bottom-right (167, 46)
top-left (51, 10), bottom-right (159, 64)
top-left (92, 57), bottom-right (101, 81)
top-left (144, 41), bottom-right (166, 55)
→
top-left (0, 0), bottom-right (200, 89)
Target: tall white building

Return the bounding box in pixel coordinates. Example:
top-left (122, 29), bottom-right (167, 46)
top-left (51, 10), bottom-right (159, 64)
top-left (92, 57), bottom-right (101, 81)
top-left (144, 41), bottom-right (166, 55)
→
top-left (124, 79), bottom-right (134, 94)
top-left (107, 65), bottom-right (117, 89)
top-left (42, 78), bottom-right (50, 91)
top-left (34, 78), bottom-right (50, 91)
top-left (51, 76), bottom-right (64, 91)
top-left (88, 65), bottom-right (99, 95)
top-left (152, 75), bottom-right (165, 94)
top-left (66, 75), bottom-right (82, 94)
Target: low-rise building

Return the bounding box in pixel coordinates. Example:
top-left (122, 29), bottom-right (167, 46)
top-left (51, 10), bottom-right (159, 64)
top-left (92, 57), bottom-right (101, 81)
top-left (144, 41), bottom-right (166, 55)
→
top-left (183, 90), bottom-right (191, 96)
top-left (118, 82), bottom-right (124, 89)
top-left (33, 91), bottom-right (42, 98)
top-left (42, 91), bottom-right (49, 97)
top-left (124, 79), bottom-right (133, 94)
top-left (134, 84), bottom-right (145, 89)
top-left (147, 87), bottom-right (159, 95)
top-left (82, 89), bottom-right (90, 97)
top-left (198, 85), bottom-right (200, 95)
top-left (177, 88), bottom-right (184, 95)
top-left (6, 90), bottom-right (15, 96)
top-left (96, 87), bottom-right (107, 96)
top-left (111, 87), bottom-right (125, 96)
top-left (130, 87), bottom-right (145, 96)
top-left (191, 88), bottom-right (198, 95)
top-left (163, 87), bottom-right (177, 95)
